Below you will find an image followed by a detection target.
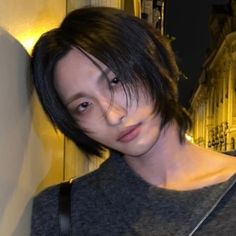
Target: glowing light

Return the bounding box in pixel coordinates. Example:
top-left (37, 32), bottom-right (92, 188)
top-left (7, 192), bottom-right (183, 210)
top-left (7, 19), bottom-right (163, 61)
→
top-left (20, 37), bottom-right (36, 54)
top-left (185, 133), bottom-right (194, 143)
top-left (16, 29), bottom-right (44, 54)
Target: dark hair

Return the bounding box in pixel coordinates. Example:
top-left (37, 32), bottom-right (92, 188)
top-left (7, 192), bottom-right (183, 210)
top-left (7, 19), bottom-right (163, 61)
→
top-left (31, 7), bottom-right (191, 157)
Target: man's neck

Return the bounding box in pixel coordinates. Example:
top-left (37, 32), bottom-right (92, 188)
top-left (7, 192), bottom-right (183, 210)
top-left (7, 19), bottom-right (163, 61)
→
top-left (123, 121), bottom-right (190, 188)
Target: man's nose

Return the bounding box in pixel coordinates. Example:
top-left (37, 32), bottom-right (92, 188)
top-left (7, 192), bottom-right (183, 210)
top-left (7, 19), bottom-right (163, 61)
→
top-left (100, 98), bottom-right (127, 125)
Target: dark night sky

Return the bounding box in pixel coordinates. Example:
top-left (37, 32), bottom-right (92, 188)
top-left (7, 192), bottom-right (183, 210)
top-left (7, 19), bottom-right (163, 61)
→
top-left (166, 0), bottom-right (229, 108)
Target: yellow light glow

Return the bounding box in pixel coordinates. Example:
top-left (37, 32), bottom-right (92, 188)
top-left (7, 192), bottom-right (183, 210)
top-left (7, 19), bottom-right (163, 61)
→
top-left (185, 133), bottom-right (194, 143)
top-left (20, 37), bottom-right (36, 54)
top-left (16, 29), bottom-right (45, 54)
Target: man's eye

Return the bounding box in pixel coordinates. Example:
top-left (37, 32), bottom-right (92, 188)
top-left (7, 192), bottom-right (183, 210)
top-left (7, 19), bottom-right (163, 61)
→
top-left (77, 102), bottom-right (90, 113)
top-left (110, 77), bottom-right (120, 86)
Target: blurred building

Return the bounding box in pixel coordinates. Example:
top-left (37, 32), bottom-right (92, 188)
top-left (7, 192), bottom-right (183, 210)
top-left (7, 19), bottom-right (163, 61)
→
top-left (190, 0), bottom-right (236, 155)
top-left (141, 0), bottom-right (165, 34)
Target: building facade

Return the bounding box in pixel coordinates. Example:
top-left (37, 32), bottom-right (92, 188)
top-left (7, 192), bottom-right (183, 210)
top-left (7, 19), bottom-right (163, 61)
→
top-left (190, 0), bottom-right (236, 154)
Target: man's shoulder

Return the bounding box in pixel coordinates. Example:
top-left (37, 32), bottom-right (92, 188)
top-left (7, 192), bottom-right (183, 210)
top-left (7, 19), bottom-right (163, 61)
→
top-left (34, 164), bottom-right (104, 203)
top-left (31, 165), bottom-right (106, 235)
top-left (35, 156), bottom-right (110, 198)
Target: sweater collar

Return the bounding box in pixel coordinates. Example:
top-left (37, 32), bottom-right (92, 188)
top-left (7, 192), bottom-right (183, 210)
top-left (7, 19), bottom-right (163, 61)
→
top-left (97, 152), bottom-right (236, 235)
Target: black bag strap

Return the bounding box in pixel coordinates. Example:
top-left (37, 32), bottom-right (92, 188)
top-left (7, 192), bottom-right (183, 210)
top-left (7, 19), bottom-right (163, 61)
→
top-left (189, 176), bottom-right (236, 235)
top-left (59, 179), bottom-right (73, 236)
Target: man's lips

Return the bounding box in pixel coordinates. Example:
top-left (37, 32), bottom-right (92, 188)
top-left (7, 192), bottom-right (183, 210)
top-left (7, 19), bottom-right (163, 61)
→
top-left (117, 123), bottom-right (141, 142)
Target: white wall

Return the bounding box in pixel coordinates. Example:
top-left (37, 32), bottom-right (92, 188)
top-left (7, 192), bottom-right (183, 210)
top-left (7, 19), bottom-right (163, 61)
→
top-left (0, 27), bottom-right (35, 236)
top-left (0, 1), bottom-right (66, 235)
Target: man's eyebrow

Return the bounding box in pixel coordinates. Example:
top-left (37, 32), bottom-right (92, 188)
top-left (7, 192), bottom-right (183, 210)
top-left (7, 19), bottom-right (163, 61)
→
top-left (65, 92), bottom-right (87, 106)
top-left (65, 68), bottom-right (112, 106)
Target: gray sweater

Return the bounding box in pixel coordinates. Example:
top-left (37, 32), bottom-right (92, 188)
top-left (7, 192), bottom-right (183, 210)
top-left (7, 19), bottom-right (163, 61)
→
top-left (31, 152), bottom-right (236, 235)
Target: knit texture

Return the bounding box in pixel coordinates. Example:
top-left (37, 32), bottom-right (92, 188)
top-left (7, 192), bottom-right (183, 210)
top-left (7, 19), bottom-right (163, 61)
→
top-left (31, 152), bottom-right (236, 236)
